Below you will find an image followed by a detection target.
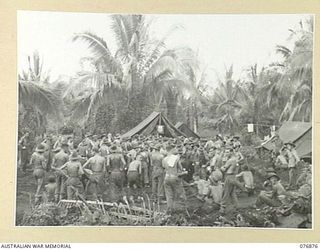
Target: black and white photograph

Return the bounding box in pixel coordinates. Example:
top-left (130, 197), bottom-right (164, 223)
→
top-left (16, 11), bottom-right (313, 228)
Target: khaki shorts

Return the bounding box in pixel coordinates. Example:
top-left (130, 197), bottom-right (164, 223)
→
top-left (33, 168), bottom-right (45, 179)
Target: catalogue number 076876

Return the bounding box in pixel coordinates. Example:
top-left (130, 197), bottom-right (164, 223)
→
top-left (300, 244), bottom-right (319, 249)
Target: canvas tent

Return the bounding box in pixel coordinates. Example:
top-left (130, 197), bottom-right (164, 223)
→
top-left (175, 122), bottom-right (200, 138)
top-left (260, 121), bottom-right (312, 159)
top-left (121, 112), bottom-right (187, 139)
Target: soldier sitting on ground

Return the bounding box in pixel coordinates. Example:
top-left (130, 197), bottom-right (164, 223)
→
top-left (255, 173), bottom-right (288, 208)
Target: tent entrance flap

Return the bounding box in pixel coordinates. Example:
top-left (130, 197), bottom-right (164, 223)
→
top-left (121, 112), bottom-right (187, 139)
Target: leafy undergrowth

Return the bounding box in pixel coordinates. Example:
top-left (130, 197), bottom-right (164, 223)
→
top-left (161, 197), bottom-right (311, 228)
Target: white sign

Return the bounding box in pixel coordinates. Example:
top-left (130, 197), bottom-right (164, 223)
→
top-left (247, 123), bottom-right (254, 133)
top-left (157, 125), bottom-right (164, 134)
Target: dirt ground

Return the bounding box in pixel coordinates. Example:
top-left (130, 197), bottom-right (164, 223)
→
top-left (16, 169), bottom-right (37, 225)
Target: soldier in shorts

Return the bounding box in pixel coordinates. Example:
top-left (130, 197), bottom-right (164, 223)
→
top-left (150, 144), bottom-right (165, 202)
top-left (29, 144), bottom-right (47, 202)
top-left (82, 147), bottom-right (106, 200)
top-left (163, 144), bottom-right (187, 212)
top-left (127, 155), bottom-right (142, 199)
top-left (106, 145), bottom-right (126, 202)
top-left (57, 151), bottom-right (84, 200)
top-left (51, 144), bottom-right (70, 201)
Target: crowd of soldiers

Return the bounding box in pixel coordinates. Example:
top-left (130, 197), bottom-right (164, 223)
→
top-left (18, 132), bottom-right (311, 214)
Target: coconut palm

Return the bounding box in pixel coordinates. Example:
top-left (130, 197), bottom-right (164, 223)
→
top-left (266, 17), bottom-right (313, 122)
top-left (18, 51), bottom-right (61, 118)
top-left (144, 47), bottom-right (203, 123)
top-left (18, 51), bottom-right (62, 139)
top-left (19, 81), bottom-right (60, 117)
top-left (210, 65), bottom-right (244, 134)
top-left (70, 14), bottom-right (193, 126)
top-left (178, 51), bottom-right (210, 132)
top-left (238, 64), bottom-right (284, 136)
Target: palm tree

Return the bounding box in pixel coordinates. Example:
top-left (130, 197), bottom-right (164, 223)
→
top-left (70, 14), bottom-right (194, 127)
top-left (210, 65), bottom-right (243, 134)
top-left (144, 47), bottom-right (203, 123)
top-left (238, 64), bottom-right (284, 136)
top-left (266, 17), bottom-right (313, 122)
top-left (18, 51), bottom-right (61, 131)
top-left (19, 80), bottom-right (60, 117)
top-left (179, 52), bottom-right (210, 132)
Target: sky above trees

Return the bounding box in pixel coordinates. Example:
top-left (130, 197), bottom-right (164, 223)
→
top-left (18, 11), bottom-right (311, 87)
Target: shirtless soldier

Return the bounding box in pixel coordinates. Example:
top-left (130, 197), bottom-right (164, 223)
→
top-left (106, 145), bottom-right (126, 202)
top-left (51, 145), bottom-right (69, 202)
top-left (82, 147), bottom-right (106, 200)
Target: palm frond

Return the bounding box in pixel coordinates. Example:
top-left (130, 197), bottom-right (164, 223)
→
top-left (19, 70), bottom-right (29, 81)
top-left (19, 81), bottom-right (61, 117)
top-left (288, 106), bottom-right (299, 121)
top-left (144, 55), bottom-right (178, 84)
top-left (33, 51), bottom-right (40, 80)
top-left (141, 24), bottom-right (182, 74)
top-left (276, 45), bottom-right (292, 59)
top-left (279, 96), bottom-right (294, 122)
top-left (225, 65), bottom-right (234, 80)
top-left (111, 15), bottom-right (130, 61)
top-left (71, 84), bottom-right (120, 122)
top-left (72, 32), bottom-right (121, 73)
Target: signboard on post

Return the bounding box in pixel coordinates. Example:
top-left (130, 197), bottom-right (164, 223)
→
top-left (247, 124), bottom-right (254, 133)
top-left (271, 125), bottom-right (276, 136)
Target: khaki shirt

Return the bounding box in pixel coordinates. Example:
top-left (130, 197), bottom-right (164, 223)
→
top-left (287, 149), bottom-right (300, 168)
top-left (222, 156), bottom-right (238, 174)
top-left (275, 154), bottom-right (288, 166)
top-left (128, 160), bottom-right (141, 173)
top-left (272, 182), bottom-right (286, 197)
